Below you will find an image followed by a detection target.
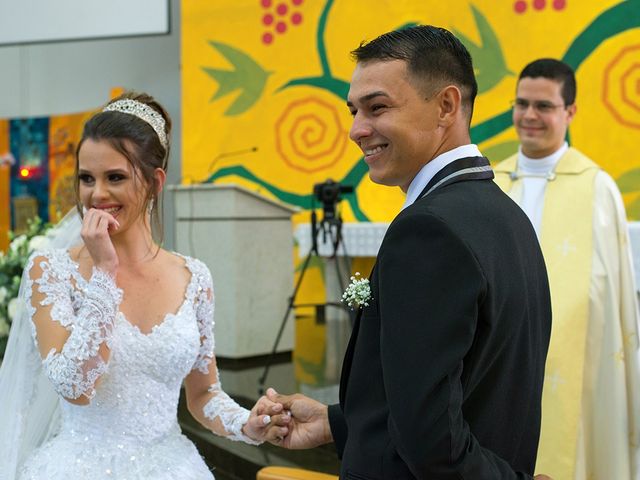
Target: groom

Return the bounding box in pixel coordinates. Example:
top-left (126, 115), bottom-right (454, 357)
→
top-left (269, 26), bottom-right (552, 479)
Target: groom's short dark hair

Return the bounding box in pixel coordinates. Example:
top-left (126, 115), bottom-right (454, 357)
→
top-left (351, 25), bottom-right (478, 121)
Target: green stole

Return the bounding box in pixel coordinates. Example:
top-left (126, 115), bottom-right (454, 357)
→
top-left (494, 148), bottom-right (600, 479)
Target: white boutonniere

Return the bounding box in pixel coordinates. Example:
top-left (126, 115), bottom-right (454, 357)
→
top-left (342, 272), bottom-right (372, 309)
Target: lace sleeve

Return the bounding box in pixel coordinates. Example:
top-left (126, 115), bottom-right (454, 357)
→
top-left (191, 260), bottom-right (215, 373)
top-left (29, 251), bottom-right (123, 400)
top-left (203, 374), bottom-right (260, 445)
top-left (188, 258), bottom-right (259, 444)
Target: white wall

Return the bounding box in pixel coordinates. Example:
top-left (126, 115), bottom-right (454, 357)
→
top-left (0, 0), bottom-right (169, 45)
top-left (0, 0), bottom-right (181, 248)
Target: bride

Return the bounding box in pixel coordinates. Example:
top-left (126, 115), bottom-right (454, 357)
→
top-left (0, 92), bottom-right (290, 479)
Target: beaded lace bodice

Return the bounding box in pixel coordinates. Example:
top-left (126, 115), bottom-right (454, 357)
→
top-left (58, 285), bottom-right (204, 444)
top-left (23, 249), bottom-right (247, 449)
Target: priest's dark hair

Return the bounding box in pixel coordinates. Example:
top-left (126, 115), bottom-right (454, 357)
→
top-left (518, 58), bottom-right (576, 106)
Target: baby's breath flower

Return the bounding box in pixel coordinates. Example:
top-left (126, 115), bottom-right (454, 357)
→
top-left (342, 272), bottom-right (372, 309)
top-left (9, 235), bottom-right (27, 252)
top-left (28, 235), bottom-right (48, 251)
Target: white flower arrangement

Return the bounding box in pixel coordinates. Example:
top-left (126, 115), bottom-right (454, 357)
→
top-left (0, 216), bottom-right (53, 357)
top-left (9, 234), bottom-right (27, 253)
top-left (28, 235), bottom-right (49, 251)
top-left (342, 272), bottom-right (372, 309)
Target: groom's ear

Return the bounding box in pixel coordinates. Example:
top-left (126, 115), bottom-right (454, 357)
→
top-left (436, 85), bottom-right (463, 128)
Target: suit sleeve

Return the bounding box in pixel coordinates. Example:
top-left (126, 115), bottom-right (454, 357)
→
top-left (378, 213), bottom-right (532, 479)
top-left (328, 403), bottom-right (347, 458)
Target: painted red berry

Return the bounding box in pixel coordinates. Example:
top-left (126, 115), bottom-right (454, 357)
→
top-left (533, 0), bottom-right (546, 10)
top-left (514, 0), bottom-right (527, 13)
top-left (552, 0), bottom-right (566, 10)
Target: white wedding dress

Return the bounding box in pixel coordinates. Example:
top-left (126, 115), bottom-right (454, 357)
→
top-left (14, 248), bottom-right (254, 480)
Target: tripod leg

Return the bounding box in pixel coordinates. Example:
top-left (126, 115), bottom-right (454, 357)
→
top-left (257, 248), bottom-right (317, 394)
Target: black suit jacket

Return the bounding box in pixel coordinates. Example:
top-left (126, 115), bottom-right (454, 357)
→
top-left (328, 157), bottom-right (551, 479)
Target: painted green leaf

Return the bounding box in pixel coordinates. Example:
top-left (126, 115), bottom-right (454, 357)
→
top-left (454, 4), bottom-right (513, 94)
top-left (202, 41), bottom-right (271, 116)
top-left (625, 196), bottom-right (640, 221)
top-left (617, 168), bottom-right (640, 194)
top-left (483, 140), bottom-right (519, 164)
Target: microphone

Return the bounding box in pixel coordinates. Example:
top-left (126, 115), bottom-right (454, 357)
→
top-left (170, 147), bottom-right (259, 186)
top-left (202, 146), bottom-right (259, 183)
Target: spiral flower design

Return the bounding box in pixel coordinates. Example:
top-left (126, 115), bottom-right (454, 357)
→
top-left (275, 97), bottom-right (348, 173)
top-left (603, 44), bottom-right (640, 130)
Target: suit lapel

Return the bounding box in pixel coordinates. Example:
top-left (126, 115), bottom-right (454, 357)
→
top-left (416, 156), bottom-right (494, 202)
top-left (339, 263), bottom-right (376, 406)
top-left (339, 308), bottom-right (362, 405)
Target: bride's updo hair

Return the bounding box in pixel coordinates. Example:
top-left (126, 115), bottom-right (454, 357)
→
top-left (75, 91), bottom-right (171, 243)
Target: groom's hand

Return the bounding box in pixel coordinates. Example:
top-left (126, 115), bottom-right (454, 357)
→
top-left (265, 388), bottom-right (333, 449)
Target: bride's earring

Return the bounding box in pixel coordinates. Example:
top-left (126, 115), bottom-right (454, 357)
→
top-left (148, 198), bottom-right (155, 214)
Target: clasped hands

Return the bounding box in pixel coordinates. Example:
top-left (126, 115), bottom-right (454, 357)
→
top-left (242, 387), bottom-right (332, 447)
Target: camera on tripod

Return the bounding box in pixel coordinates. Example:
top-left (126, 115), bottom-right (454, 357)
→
top-left (313, 179), bottom-right (354, 222)
top-left (259, 178), bottom-right (355, 393)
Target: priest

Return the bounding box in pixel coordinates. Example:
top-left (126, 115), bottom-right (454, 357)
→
top-left (495, 58), bottom-right (640, 480)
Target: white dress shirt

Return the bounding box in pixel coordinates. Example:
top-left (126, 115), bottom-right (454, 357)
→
top-left (402, 144), bottom-right (483, 210)
top-left (516, 142), bottom-right (568, 236)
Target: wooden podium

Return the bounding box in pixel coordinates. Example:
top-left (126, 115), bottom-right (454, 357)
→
top-left (170, 184), bottom-right (297, 359)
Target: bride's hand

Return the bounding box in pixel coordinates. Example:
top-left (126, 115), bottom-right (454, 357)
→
top-left (81, 208), bottom-right (120, 276)
top-left (241, 395), bottom-right (290, 442)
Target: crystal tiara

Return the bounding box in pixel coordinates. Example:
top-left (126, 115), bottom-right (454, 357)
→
top-left (103, 99), bottom-right (168, 149)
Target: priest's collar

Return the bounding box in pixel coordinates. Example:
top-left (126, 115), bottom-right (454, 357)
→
top-left (517, 142), bottom-right (568, 175)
